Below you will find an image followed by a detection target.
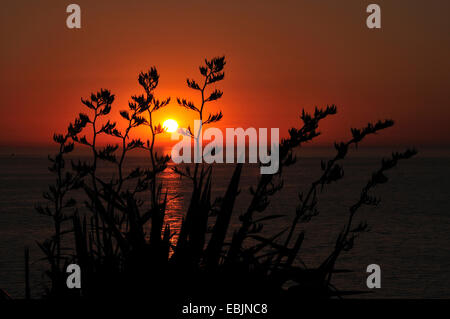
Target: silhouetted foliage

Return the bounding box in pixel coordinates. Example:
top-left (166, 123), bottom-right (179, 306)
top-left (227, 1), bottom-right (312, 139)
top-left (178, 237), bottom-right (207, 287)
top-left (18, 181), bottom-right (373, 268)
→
top-left (35, 56), bottom-right (417, 302)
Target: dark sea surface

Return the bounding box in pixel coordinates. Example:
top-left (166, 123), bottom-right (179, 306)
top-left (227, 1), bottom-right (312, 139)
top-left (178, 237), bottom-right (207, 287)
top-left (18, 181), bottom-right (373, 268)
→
top-left (0, 146), bottom-right (449, 299)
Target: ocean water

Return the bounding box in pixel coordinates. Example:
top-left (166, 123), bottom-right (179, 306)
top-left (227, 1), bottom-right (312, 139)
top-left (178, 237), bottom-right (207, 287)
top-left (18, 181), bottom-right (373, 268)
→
top-left (0, 146), bottom-right (449, 299)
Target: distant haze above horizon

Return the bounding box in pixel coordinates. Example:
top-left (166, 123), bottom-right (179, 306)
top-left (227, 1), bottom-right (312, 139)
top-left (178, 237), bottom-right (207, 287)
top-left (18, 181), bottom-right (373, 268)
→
top-left (1, 0), bottom-right (449, 148)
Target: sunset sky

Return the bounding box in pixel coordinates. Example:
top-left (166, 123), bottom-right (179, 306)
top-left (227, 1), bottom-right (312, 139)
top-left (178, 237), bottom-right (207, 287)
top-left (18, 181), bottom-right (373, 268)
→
top-left (1, 0), bottom-right (449, 148)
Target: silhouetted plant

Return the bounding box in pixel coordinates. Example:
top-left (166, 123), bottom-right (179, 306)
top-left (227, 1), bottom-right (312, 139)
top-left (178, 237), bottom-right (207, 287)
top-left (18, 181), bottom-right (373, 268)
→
top-left (35, 56), bottom-right (417, 301)
top-left (35, 122), bottom-right (85, 295)
top-left (174, 56), bottom-right (226, 265)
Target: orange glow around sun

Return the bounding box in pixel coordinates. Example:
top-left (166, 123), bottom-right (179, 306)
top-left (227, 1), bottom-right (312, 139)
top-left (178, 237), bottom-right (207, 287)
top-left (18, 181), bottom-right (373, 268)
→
top-left (163, 119), bottom-right (179, 133)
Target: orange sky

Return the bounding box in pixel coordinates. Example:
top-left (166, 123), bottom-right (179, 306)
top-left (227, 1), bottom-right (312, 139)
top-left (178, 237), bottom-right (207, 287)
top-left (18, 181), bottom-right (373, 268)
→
top-left (1, 0), bottom-right (449, 148)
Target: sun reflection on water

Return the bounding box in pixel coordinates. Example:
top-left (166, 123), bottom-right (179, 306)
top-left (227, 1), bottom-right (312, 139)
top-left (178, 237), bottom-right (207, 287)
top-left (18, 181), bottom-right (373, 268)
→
top-left (158, 163), bottom-right (185, 249)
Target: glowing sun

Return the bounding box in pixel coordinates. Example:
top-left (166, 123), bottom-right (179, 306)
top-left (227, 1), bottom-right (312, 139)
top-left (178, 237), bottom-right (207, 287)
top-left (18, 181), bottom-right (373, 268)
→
top-left (162, 119), bottom-right (178, 133)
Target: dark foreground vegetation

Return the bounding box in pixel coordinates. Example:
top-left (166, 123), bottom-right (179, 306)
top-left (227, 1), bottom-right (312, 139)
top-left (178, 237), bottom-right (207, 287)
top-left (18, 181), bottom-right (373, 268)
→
top-left (34, 56), bottom-right (416, 301)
